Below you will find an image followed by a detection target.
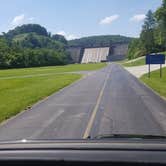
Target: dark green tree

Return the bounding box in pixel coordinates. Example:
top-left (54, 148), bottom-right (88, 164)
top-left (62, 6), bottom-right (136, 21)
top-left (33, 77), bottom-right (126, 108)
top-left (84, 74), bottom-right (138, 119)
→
top-left (6, 24), bottom-right (48, 39)
top-left (52, 34), bottom-right (67, 45)
top-left (155, 0), bottom-right (166, 49)
top-left (127, 39), bottom-right (146, 59)
top-left (0, 38), bottom-right (11, 68)
top-left (140, 10), bottom-right (156, 53)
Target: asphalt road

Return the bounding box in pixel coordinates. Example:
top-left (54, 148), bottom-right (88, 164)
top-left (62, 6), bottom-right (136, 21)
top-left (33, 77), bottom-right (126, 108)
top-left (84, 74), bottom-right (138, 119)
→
top-left (0, 63), bottom-right (166, 141)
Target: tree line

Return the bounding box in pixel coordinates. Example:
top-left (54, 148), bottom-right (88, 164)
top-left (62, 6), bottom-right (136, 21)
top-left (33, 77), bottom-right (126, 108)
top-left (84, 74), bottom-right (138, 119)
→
top-left (68, 35), bottom-right (133, 48)
top-left (0, 24), bottom-right (70, 69)
top-left (0, 23), bottom-right (133, 69)
top-left (127, 0), bottom-right (166, 59)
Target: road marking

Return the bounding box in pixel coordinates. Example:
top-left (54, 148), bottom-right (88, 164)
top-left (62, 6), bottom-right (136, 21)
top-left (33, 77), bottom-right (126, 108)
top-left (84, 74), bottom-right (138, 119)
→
top-left (83, 72), bottom-right (110, 139)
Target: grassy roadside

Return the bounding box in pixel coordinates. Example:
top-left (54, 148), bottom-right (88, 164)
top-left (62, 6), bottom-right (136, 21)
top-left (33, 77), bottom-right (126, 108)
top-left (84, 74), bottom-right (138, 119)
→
top-left (123, 57), bottom-right (145, 67)
top-left (0, 63), bottom-right (106, 123)
top-left (0, 74), bottom-right (81, 123)
top-left (140, 67), bottom-right (166, 98)
top-left (0, 63), bottom-right (106, 78)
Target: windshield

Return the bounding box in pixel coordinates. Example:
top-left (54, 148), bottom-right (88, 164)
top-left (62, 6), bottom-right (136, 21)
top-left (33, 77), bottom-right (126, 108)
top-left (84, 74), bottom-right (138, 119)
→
top-left (0, 0), bottom-right (166, 142)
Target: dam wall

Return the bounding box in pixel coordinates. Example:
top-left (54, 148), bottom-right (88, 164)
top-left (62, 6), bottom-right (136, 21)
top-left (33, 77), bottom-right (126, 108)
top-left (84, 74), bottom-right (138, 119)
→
top-left (81, 47), bottom-right (109, 63)
top-left (67, 43), bottom-right (128, 63)
top-left (67, 47), bottom-right (83, 63)
top-left (109, 43), bottom-right (128, 61)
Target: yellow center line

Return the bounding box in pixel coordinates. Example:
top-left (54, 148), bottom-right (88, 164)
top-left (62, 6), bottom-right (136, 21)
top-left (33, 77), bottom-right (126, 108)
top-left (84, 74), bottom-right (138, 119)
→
top-left (83, 71), bottom-right (110, 139)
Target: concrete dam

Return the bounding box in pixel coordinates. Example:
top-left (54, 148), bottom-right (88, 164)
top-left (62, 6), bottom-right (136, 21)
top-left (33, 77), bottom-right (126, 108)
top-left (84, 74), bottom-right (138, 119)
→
top-left (81, 47), bottom-right (109, 63)
top-left (68, 43), bottom-right (128, 63)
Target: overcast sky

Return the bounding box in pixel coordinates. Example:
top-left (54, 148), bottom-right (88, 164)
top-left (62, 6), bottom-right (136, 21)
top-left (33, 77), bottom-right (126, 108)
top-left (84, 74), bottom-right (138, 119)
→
top-left (0, 0), bottom-right (162, 39)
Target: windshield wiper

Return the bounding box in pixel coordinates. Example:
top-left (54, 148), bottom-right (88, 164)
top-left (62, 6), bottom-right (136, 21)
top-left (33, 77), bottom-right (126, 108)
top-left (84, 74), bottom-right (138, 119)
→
top-left (94, 134), bottom-right (166, 139)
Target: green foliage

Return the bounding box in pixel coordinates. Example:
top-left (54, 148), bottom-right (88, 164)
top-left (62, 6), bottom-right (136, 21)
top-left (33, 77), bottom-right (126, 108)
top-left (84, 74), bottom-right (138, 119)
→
top-left (155, 0), bottom-right (166, 27)
top-left (127, 1), bottom-right (166, 59)
top-left (127, 39), bottom-right (146, 59)
top-left (14, 33), bottom-right (65, 50)
top-left (52, 34), bottom-right (67, 45)
top-left (140, 10), bottom-right (156, 53)
top-left (5, 24), bottom-right (48, 39)
top-left (68, 35), bottom-right (133, 47)
top-left (155, 0), bottom-right (166, 50)
top-left (0, 23), bottom-right (133, 68)
top-left (9, 48), bottom-right (68, 68)
top-left (0, 37), bottom-right (12, 68)
top-left (0, 24), bottom-right (70, 69)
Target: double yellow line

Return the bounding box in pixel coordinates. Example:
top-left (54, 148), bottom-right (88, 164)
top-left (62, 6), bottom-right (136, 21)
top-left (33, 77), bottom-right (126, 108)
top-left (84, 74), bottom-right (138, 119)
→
top-left (82, 72), bottom-right (110, 139)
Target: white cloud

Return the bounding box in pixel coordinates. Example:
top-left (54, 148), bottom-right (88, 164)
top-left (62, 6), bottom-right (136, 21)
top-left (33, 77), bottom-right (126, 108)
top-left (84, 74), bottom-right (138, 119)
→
top-left (28, 17), bottom-right (35, 22)
top-left (10, 14), bottom-right (35, 28)
top-left (57, 30), bottom-right (77, 40)
top-left (99, 15), bottom-right (119, 25)
top-left (11, 14), bottom-right (25, 26)
top-left (130, 14), bottom-right (146, 22)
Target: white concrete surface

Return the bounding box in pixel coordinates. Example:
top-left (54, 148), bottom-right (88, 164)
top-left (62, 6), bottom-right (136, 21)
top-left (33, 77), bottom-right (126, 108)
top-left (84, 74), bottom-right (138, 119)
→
top-left (81, 47), bottom-right (109, 63)
top-left (125, 63), bottom-right (166, 78)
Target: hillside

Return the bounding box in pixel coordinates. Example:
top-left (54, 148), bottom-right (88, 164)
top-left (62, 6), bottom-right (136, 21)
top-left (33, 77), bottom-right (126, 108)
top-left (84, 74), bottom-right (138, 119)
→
top-left (68, 35), bottom-right (133, 48)
top-left (0, 24), bottom-right (70, 69)
top-left (13, 33), bottom-right (65, 50)
top-left (0, 24), bottom-right (135, 69)
top-left (5, 24), bottom-right (48, 38)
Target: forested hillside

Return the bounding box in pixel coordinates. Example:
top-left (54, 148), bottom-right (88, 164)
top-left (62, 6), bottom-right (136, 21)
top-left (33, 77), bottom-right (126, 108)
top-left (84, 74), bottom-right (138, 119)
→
top-left (0, 24), bottom-right (134, 69)
top-left (0, 24), bottom-right (69, 68)
top-left (68, 35), bottom-right (133, 48)
top-left (127, 0), bottom-right (166, 59)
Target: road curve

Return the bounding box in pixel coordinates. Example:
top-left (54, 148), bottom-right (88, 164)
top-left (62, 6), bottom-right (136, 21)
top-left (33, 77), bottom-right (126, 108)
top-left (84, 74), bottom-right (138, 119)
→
top-left (0, 63), bottom-right (166, 141)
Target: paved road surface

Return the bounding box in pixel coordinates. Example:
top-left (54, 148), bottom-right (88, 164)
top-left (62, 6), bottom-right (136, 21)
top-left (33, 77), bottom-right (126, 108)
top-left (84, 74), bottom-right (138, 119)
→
top-left (0, 63), bottom-right (166, 141)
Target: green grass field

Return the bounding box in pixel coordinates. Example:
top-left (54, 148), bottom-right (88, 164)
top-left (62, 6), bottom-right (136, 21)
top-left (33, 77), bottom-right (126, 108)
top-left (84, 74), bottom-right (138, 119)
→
top-left (140, 67), bottom-right (166, 98)
top-left (0, 63), bottom-right (106, 123)
top-left (0, 63), bottom-right (106, 78)
top-left (123, 57), bottom-right (145, 67)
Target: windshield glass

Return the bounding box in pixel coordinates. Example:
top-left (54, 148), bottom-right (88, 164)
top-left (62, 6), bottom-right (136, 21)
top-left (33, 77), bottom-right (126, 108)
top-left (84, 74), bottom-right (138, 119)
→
top-left (0, 0), bottom-right (166, 141)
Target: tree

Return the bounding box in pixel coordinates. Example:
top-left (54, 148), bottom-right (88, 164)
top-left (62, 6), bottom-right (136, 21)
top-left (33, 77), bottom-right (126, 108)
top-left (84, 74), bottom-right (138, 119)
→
top-left (155, 0), bottom-right (166, 26)
top-left (155, 0), bottom-right (166, 49)
top-left (0, 38), bottom-right (11, 68)
top-left (52, 34), bottom-right (67, 45)
top-left (140, 10), bottom-right (156, 53)
top-left (68, 35), bottom-right (132, 47)
top-left (6, 24), bottom-right (48, 39)
top-left (0, 24), bottom-right (70, 69)
top-left (127, 39), bottom-right (146, 59)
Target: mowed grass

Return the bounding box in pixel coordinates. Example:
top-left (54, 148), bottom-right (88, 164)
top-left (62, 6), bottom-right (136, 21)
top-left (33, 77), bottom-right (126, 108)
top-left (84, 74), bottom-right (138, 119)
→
top-left (0, 63), bottom-right (106, 78)
top-left (140, 67), bottom-right (166, 98)
top-left (0, 63), bottom-right (106, 123)
top-left (123, 57), bottom-right (145, 67)
top-left (0, 74), bottom-right (81, 123)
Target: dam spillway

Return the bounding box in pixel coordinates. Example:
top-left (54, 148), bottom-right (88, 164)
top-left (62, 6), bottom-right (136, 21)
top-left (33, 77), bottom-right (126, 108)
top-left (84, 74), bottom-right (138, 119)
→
top-left (81, 47), bottom-right (109, 63)
top-left (67, 43), bottom-right (128, 63)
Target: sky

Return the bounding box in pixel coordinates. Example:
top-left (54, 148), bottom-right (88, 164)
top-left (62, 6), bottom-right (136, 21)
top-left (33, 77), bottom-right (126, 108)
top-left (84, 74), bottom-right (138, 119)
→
top-left (0, 0), bottom-right (163, 39)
